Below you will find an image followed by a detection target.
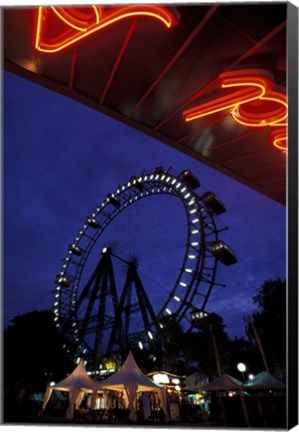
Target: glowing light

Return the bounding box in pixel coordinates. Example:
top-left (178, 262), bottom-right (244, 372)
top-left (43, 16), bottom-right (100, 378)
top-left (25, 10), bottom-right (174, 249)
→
top-left (231, 92), bottom-right (287, 127)
top-left (237, 362), bottom-right (246, 372)
top-left (190, 209), bottom-right (197, 214)
top-left (153, 373), bottom-right (170, 384)
top-left (191, 242), bottom-right (199, 246)
top-left (166, 308), bottom-right (172, 315)
top-left (188, 255), bottom-right (197, 259)
top-left (175, 385), bottom-right (181, 391)
top-left (148, 331), bottom-right (153, 340)
top-left (138, 341), bottom-right (143, 350)
top-left (174, 296), bottom-right (181, 302)
top-left (192, 229), bottom-right (199, 234)
top-left (35, 5), bottom-right (178, 53)
top-left (183, 70), bottom-right (287, 152)
top-left (183, 74), bottom-right (268, 122)
top-left (180, 282), bottom-right (187, 287)
top-left (185, 268), bottom-right (193, 273)
top-left (270, 127), bottom-right (287, 151)
top-left (192, 218), bottom-right (199, 223)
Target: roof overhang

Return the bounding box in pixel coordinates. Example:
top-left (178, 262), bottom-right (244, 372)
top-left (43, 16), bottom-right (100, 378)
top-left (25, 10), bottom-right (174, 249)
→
top-left (4, 4), bottom-right (288, 205)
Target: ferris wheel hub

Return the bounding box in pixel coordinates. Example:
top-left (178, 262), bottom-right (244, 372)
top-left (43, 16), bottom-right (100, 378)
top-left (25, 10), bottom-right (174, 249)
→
top-left (53, 167), bottom-right (237, 368)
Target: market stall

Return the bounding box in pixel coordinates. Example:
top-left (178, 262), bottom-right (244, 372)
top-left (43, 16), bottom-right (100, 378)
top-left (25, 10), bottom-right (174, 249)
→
top-left (41, 360), bottom-right (98, 419)
top-left (96, 352), bottom-right (169, 422)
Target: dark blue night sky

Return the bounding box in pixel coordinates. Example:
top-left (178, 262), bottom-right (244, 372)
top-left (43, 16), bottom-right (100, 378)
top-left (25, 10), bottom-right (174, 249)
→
top-left (3, 70), bottom-right (286, 338)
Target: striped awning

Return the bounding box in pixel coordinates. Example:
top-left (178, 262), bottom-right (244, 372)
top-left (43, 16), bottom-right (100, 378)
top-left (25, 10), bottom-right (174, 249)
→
top-left (203, 373), bottom-right (243, 391)
top-left (244, 371), bottom-right (286, 391)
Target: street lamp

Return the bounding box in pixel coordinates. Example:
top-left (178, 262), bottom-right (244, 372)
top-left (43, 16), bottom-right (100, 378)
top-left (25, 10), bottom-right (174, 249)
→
top-left (237, 362), bottom-right (247, 382)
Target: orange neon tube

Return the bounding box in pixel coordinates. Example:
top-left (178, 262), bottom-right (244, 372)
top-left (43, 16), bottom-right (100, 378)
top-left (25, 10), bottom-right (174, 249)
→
top-left (231, 93), bottom-right (287, 127)
top-left (35, 5), bottom-right (178, 53)
top-left (182, 70), bottom-right (288, 152)
top-left (183, 75), bottom-right (273, 122)
top-left (270, 128), bottom-right (287, 151)
top-left (51, 6), bottom-right (100, 32)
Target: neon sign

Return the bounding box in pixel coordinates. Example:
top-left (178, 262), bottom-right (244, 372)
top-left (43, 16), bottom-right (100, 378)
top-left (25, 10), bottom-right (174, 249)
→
top-left (35, 5), bottom-right (179, 53)
top-left (183, 70), bottom-right (287, 152)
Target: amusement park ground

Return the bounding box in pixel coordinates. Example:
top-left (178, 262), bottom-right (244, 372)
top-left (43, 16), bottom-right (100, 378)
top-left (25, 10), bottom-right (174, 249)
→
top-left (3, 388), bottom-right (287, 428)
top-left (2, 400), bottom-right (229, 428)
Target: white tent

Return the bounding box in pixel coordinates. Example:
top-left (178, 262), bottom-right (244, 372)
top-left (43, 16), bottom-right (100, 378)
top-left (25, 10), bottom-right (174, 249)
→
top-left (42, 360), bottom-right (98, 419)
top-left (185, 371), bottom-right (208, 392)
top-left (96, 351), bottom-right (169, 422)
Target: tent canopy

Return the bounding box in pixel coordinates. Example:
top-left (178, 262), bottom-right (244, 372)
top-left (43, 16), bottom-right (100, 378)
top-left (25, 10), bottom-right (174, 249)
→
top-left (42, 360), bottom-right (98, 418)
top-left (96, 351), bottom-right (162, 392)
top-left (50, 359), bottom-right (97, 393)
top-left (245, 371), bottom-right (285, 390)
top-left (185, 371), bottom-right (208, 392)
top-left (96, 351), bottom-right (169, 422)
top-left (203, 373), bottom-right (243, 391)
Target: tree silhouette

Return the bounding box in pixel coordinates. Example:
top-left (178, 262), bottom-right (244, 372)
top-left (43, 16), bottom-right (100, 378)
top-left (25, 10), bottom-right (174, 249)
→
top-left (183, 312), bottom-right (230, 378)
top-left (4, 309), bottom-right (75, 391)
top-left (245, 278), bottom-right (286, 379)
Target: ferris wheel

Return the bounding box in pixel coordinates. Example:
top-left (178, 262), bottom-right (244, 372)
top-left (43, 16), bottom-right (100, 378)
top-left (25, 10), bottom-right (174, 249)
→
top-left (53, 167), bottom-right (237, 368)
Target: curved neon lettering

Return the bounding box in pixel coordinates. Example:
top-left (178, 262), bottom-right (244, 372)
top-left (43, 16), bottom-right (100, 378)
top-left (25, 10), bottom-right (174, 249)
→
top-left (183, 71), bottom-right (288, 152)
top-left (51, 6), bottom-right (101, 32)
top-left (270, 128), bottom-right (287, 151)
top-left (35, 5), bottom-right (179, 53)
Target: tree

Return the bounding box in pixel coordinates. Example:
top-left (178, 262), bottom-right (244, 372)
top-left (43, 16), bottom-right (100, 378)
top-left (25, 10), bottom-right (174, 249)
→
top-left (245, 278), bottom-right (286, 379)
top-left (183, 312), bottom-right (230, 378)
top-left (4, 309), bottom-right (75, 392)
top-left (226, 336), bottom-right (259, 380)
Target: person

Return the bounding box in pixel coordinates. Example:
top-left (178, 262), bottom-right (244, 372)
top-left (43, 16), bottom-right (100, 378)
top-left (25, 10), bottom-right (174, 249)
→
top-left (202, 409), bottom-right (209, 424)
top-left (209, 392), bottom-right (219, 425)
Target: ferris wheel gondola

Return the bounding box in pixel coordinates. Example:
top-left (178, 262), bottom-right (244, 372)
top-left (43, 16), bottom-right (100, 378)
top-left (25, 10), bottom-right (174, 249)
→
top-left (53, 167), bottom-right (236, 368)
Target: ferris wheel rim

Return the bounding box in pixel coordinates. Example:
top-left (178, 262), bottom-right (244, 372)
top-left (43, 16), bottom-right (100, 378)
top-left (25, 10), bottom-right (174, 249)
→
top-left (54, 168), bottom-right (220, 354)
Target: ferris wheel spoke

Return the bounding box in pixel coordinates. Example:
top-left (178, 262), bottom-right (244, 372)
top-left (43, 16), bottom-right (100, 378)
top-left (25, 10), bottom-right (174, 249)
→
top-left (54, 167), bottom-right (233, 367)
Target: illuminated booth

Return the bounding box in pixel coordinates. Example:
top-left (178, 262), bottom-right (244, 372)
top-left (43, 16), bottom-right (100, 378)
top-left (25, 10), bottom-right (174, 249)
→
top-left (148, 371), bottom-right (185, 421)
top-left (96, 352), bottom-right (169, 422)
top-left (41, 360), bottom-right (98, 419)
